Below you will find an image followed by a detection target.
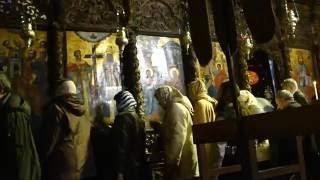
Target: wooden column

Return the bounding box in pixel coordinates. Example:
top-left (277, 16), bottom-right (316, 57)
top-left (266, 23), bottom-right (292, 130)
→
top-left (47, 0), bottom-right (66, 94)
top-left (234, 2), bottom-right (251, 90)
top-left (122, 31), bottom-right (145, 118)
top-left (275, 0), bottom-right (293, 79)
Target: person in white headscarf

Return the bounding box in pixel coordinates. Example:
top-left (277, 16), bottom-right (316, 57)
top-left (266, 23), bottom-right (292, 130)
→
top-left (155, 86), bottom-right (199, 180)
top-left (40, 80), bottom-right (91, 180)
top-left (237, 90), bottom-right (274, 162)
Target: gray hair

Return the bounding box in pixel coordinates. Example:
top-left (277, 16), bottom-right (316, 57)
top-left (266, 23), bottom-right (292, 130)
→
top-left (276, 90), bottom-right (294, 102)
top-left (281, 78), bottom-right (298, 93)
top-left (0, 73), bottom-right (11, 92)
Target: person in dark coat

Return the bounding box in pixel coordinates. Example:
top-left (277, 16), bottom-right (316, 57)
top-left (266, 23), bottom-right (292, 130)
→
top-left (282, 79), bottom-right (320, 179)
top-left (0, 73), bottom-right (41, 180)
top-left (274, 90), bottom-right (301, 180)
top-left (40, 80), bottom-right (91, 180)
top-left (91, 102), bottom-right (113, 180)
top-left (113, 91), bottom-right (146, 180)
top-left (281, 78), bottom-right (309, 106)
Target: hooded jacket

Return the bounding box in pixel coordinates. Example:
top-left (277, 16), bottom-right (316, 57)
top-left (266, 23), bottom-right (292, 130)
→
top-left (188, 79), bottom-right (218, 124)
top-left (155, 86), bottom-right (199, 180)
top-left (40, 95), bottom-right (90, 180)
top-left (188, 80), bottom-right (223, 176)
top-left (0, 93), bottom-right (41, 180)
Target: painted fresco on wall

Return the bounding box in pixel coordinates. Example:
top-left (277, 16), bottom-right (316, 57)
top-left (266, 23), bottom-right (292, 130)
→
top-left (290, 48), bottom-right (315, 101)
top-left (66, 31), bottom-right (121, 123)
top-left (0, 28), bottom-right (48, 123)
top-left (137, 35), bottom-right (185, 121)
top-left (200, 42), bottom-right (229, 98)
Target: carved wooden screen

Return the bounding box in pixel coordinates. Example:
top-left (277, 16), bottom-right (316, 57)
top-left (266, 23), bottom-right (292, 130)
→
top-left (129, 0), bottom-right (184, 35)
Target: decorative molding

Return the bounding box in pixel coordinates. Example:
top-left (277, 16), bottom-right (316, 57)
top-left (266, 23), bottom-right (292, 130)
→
top-left (64, 0), bottom-right (117, 31)
top-left (0, 0), bottom-right (47, 28)
top-left (129, 0), bottom-right (183, 34)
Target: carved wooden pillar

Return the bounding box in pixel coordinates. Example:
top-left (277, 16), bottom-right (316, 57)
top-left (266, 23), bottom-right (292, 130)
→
top-left (275, 0), bottom-right (293, 79)
top-left (234, 3), bottom-right (251, 90)
top-left (310, 0), bottom-right (320, 79)
top-left (47, 0), bottom-right (66, 95)
top-left (122, 31), bottom-right (145, 118)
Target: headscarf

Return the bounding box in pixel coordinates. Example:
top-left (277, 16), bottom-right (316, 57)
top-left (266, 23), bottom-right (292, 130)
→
top-left (114, 90), bottom-right (137, 113)
top-left (237, 90), bottom-right (264, 116)
top-left (155, 85), bottom-right (193, 114)
top-left (188, 78), bottom-right (218, 106)
top-left (55, 80), bottom-right (77, 97)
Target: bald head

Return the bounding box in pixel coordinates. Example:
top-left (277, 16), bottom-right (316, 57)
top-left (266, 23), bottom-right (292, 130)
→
top-left (276, 90), bottom-right (294, 110)
top-left (281, 78), bottom-right (298, 94)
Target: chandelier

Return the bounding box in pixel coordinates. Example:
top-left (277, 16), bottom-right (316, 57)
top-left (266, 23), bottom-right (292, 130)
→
top-left (0, 0), bottom-right (46, 47)
top-left (284, 0), bottom-right (299, 39)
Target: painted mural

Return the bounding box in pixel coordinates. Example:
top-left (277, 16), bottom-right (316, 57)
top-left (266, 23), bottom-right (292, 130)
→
top-left (289, 48), bottom-right (316, 101)
top-left (200, 42), bottom-right (229, 98)
top-left (66, 31), bottom-right (122, 123)
top-left (0, 28), bottom-right (48, 129)
top-left (137, 35), bottom-right (185, 121)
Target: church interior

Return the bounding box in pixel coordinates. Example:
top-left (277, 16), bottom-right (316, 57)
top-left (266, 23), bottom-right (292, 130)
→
top-left (1, 0), bottom-right (320, 180)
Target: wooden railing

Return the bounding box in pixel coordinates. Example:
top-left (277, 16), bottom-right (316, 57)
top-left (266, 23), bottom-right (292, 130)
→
top-left (193, 103), bottom-right (320, 180)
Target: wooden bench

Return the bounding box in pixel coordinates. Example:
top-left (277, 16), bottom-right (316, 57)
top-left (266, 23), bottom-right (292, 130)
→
top-left (193, 103), bottom-right (320, 180)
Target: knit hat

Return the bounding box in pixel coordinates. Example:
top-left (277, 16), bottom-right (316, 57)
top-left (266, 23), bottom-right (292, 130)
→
top-left (55, 80), bottom-right (77, 97)
top-left (114, 90), bottom-right (137, 113)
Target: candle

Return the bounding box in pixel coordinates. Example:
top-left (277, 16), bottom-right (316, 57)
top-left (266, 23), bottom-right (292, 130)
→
top-left (313, 81), bottom-right (319, 101)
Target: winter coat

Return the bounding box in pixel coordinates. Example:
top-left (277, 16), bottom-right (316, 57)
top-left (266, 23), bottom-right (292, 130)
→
top-left (188, 80), bottom-right (223, 174)
top-left (162, 96), bottom-right (199, 179)
top-left (112, 111), bottom-right (146, 180)
top-left (294, 90), bottom-right (309, 106)
top-left (155, 86), bottom-right (199, 179)
top-left (91, 122), bottom-right (113, 180)
top-left (0, 93), bottom-right (41, 180)
top-left (40, 95), bottom-right (90, 180)
top-left (274, 101), bottom-right (301, 166)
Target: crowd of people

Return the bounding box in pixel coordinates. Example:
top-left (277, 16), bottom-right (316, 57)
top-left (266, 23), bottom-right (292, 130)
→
top-left (0, 70), bottom-right (319, 180)
top-left (0, 73), bottom-right (146, 180)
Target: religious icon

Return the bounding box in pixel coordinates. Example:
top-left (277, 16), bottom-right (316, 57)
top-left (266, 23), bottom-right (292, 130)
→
top-left (67, 49), bottom-right (93, 112)
top-left (137, 35), bottom-right (185, 121)
top-left (201, 42), bottom-right (229, 98)
top-left (0, 28), bottom-right (49, 126)
top-left (66, 31), bottom-right (121, 123)
top-left (289, 48), bottom-right (315, 101)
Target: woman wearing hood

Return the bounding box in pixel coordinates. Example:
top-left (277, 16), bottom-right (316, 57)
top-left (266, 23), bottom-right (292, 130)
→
top-left (112, 91), bottom-right (146, 180)
top-left (237, 90), bottom-right (274, 163)
top-left (40, 80), bottom-right (91, 180)
top-left (154, 86), bottom-right (199, 180)
top-left (188, 79), bottom-right (223, 180)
